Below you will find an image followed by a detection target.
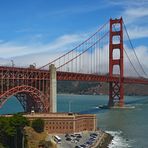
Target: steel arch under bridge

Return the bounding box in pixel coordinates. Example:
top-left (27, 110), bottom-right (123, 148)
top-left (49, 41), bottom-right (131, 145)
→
top-left (0, 66), bottom-right (51, 113)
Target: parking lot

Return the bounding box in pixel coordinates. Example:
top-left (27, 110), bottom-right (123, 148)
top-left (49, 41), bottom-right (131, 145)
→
top-left (49, 130), bottom-right (103, 148)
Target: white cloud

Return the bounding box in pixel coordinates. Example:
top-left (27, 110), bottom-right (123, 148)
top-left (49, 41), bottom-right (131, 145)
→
top-left (0, 33), bottom-right (88, 67)
top-left (0, 42), bottom-right (28, 57)
top-left (123, 7), bottom-right (148, 24)
top-left (124, 26), bottom-right (148, 40)
top-left (122, 4), bottom-right (148, 39)
top-left (125, 7), bottom-right (148, 18)
top-left (0, 34), bottom-right (85, 58)
top-left (123, 45), bottom-right (148, 77)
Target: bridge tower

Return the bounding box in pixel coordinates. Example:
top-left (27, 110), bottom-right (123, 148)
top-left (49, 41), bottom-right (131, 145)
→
top-left (108, 18), bottom-right (124, 107)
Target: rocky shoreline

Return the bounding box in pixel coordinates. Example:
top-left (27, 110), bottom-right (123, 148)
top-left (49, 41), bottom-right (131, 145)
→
top-left (92, 131), bottom-right (113, 148)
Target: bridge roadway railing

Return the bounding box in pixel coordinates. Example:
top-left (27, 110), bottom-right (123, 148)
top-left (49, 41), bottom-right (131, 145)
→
top-left (57, 71), bottom-right (148, 84)
top-left (0, 66), bottom-right (148, 90)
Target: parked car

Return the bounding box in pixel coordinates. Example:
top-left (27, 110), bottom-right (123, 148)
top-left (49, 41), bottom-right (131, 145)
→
top-left (80, 144), bottom-right (86, 148)
top-left (77, 135), bottom-right (82, 138)
top-left (66, 137), bottom-right (71, 141)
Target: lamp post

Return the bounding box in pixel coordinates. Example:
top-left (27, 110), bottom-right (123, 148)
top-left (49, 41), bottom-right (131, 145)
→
top-left (11, 60), bottom-right (14, 67)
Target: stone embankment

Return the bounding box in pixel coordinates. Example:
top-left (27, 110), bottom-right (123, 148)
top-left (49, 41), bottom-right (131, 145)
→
top-left (92, 131), bottom-right (113, 148)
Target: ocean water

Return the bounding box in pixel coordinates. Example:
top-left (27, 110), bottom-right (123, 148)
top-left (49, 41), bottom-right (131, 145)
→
top-left (0, 95), bottom-right (148, 148)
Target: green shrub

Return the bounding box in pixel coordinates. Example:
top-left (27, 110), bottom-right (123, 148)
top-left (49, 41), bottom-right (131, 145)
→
top-left (31, 118), bottom-right (44, 133)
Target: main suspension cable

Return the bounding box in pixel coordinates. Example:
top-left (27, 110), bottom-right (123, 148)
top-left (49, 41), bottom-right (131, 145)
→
top-left (39, 20), bottom-right (109, 70)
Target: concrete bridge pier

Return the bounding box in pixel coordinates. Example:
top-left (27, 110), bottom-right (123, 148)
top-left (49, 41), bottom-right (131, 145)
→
top-left (49, 64), bottom-right (57, 112)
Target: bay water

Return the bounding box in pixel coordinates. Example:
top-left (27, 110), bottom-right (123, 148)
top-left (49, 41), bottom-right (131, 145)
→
top-left (0, 95), bottom-right (148, 148)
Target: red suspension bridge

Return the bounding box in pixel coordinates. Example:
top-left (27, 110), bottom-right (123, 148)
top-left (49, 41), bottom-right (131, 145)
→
top-left (0, 18), bottom-right (148, 113)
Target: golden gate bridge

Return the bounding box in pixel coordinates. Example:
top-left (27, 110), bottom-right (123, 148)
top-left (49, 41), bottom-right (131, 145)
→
top-left (0, 18), bottom-right (148, 113)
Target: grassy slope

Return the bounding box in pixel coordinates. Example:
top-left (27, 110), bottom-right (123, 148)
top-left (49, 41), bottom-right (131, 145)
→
top-left (24, 126), bottom-right (57, 148)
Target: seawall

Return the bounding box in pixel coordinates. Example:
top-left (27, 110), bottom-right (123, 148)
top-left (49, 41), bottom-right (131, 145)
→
top-left (92, 131), bottom-right (113, 148)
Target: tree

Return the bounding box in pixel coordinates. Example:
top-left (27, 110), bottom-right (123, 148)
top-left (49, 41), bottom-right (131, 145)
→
top-left (0, 113), bottom-right (29, 148)
top-left (9, 113), bottom-right (30, 148)
top-left (0, 117), bottom-right (16, 147)
top-left (10, 113), bottom-right (29, 128)
top-left (31, 118), bottom-right (44, 133)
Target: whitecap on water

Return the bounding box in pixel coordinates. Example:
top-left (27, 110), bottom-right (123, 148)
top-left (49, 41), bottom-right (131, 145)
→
top-left (106, 131), bottom-right (134, 148)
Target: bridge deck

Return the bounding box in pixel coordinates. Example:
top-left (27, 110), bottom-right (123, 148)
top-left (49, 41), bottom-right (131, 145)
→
top-left (0, 66), bottom-right (148, 84)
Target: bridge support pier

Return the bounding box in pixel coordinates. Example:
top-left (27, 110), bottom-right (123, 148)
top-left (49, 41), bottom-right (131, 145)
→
top-left (109, 18), bottom-right (124, 107)
top-left (49, 64), bottom-right (57, 112)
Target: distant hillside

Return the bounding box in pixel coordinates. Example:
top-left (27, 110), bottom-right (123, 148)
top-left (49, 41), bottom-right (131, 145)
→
top-left (57, 81), bottom-right (148, 96)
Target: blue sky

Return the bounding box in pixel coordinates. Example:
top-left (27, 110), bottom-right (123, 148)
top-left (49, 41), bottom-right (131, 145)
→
top-left (0, 0), bottom-right (148, 74)
top-left (0, 0), bottom-right (110, 45)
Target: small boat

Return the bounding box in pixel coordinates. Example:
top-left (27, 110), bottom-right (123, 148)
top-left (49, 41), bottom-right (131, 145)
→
top-left (99, 105), bottom-right (109, 109)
